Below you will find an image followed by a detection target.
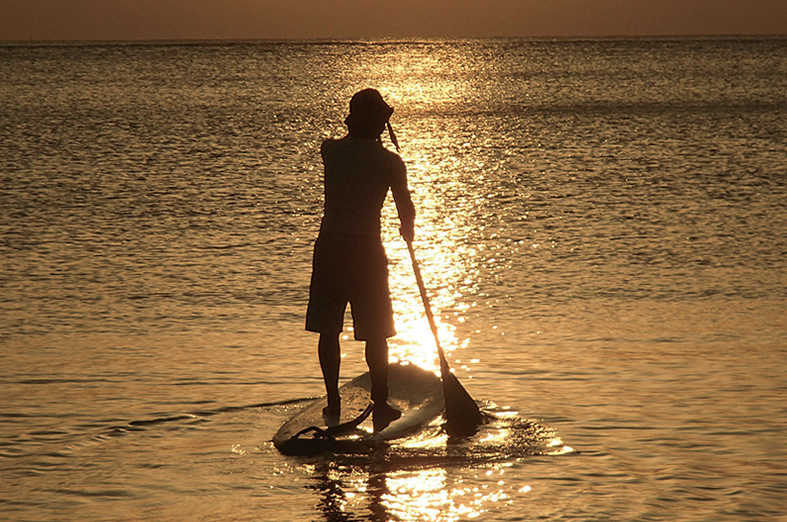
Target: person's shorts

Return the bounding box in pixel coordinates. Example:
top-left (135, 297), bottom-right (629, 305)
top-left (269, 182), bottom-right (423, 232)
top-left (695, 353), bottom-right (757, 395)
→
top-left (305, 232), bottom-right (396, 340)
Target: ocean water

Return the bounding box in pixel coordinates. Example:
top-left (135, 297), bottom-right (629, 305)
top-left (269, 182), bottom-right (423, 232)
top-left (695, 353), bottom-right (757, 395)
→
top-left (1, 38), bottom-right (786, 520)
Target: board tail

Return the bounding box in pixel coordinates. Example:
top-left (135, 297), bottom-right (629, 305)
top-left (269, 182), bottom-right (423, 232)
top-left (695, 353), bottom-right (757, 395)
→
top-left (276, 403), bottom-right (374, 455)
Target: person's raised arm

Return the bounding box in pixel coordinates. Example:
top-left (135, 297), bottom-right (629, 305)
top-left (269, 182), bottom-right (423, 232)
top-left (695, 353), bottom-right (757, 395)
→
top-left (390, 156), bottom-right (415, 242)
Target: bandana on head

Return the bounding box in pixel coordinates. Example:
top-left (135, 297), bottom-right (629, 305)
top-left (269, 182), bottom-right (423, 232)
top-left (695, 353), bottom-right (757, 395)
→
top-left (345, 89), bottom-right (400, 151)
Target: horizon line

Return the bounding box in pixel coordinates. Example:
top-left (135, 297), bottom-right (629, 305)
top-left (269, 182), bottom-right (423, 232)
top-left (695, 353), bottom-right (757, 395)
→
top-left (3, 33), bottom-right (786, 46)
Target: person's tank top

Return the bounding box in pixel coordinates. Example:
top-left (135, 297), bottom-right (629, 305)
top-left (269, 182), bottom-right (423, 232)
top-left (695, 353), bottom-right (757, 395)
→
top-left (319, 136), bottom-right (395, 238)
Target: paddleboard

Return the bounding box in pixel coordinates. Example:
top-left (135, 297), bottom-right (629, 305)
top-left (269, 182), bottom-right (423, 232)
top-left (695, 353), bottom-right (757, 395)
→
top-left (273, 362), bottom-right (445, 455)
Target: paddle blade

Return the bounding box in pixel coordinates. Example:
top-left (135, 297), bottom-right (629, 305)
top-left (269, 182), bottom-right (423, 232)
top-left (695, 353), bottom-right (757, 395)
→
top-left (441, 367), bottom-right (484, 438)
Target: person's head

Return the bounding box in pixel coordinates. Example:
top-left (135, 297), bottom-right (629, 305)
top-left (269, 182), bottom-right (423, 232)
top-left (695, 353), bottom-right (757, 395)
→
top-left (344, 89), bottom-right (394, 139)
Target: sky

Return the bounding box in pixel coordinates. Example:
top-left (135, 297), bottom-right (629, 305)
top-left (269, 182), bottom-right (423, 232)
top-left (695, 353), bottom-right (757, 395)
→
top-left (1, 0), bottom-right (786, 41)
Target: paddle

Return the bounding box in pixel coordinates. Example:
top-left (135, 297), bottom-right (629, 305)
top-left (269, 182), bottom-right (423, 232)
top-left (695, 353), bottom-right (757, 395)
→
top-left (405, 239), bottom-right (483, 437)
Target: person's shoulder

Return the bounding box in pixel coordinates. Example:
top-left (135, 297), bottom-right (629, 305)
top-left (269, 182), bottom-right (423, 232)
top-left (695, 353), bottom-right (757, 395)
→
top-left (321, 137), bottom-right (341, 156)
top-left (383, 148), bottom-right (405, 170)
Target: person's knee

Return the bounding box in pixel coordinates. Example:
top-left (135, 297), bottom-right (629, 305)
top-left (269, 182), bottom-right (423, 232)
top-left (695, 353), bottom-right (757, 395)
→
top-left (365, 337), bottom-right (386, 350)
top-left (364, 338), bottom-right (388, 366)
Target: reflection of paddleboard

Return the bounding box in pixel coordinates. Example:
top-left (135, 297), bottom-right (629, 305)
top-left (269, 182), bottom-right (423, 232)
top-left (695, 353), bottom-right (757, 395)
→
top-left (273, 362), bottom-right (445, 455)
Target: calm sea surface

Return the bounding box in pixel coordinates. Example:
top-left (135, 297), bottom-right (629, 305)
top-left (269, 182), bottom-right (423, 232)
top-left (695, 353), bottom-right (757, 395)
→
top-left (1, 38), bottom-right (786, 520)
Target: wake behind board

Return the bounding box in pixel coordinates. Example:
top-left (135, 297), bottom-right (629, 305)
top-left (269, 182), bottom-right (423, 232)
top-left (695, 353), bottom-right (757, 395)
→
top-left (273, 362), bottom-right (444, 455)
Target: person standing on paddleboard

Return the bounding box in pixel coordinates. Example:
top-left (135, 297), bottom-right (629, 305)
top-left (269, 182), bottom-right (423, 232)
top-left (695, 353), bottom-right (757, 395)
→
top-left (306, 89), bottom-right (415, 433)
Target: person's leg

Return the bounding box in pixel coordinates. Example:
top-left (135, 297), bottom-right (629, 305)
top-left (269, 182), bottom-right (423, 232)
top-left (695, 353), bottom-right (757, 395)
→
top-left (365, 337), bottom-right (388, 402)
top-left (365, 337), bottom-right (401, 432)
top-left (319, 332), bottom-right (341, 422)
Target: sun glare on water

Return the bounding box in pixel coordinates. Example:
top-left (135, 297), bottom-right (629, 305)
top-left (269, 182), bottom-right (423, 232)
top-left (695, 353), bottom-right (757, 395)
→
top-left (381, 165), bottom-right (476, 375)
top-left (321, 463), bottom-right (529, 522)
top-left (354, 50), bottom-right (484, 375)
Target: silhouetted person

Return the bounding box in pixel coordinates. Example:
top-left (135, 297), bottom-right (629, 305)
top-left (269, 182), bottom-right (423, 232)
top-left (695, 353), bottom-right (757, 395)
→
top-left (306, 89), bottom-right (415, 432)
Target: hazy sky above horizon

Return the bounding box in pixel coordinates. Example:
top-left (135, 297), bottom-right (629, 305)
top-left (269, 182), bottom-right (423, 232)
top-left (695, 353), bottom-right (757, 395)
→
top-left (1, 0), bottom-right (786, 41)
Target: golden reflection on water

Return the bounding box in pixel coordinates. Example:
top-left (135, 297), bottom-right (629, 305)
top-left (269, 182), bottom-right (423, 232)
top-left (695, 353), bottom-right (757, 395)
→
top-left (312, 462), bottom-right (530, 522)
top-left (382, 467), bottom-right (515, 522)
top-left (382, 204), bottom-right (474, 374)
top-left (380, 134), bottom-right (477, 374)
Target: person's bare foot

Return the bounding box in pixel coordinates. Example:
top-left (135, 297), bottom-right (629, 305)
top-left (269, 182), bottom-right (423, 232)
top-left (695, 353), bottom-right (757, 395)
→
top-left (372, 402), bottom-right (401, 432)
top-left (322, 405), bottom-right (340, 427)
